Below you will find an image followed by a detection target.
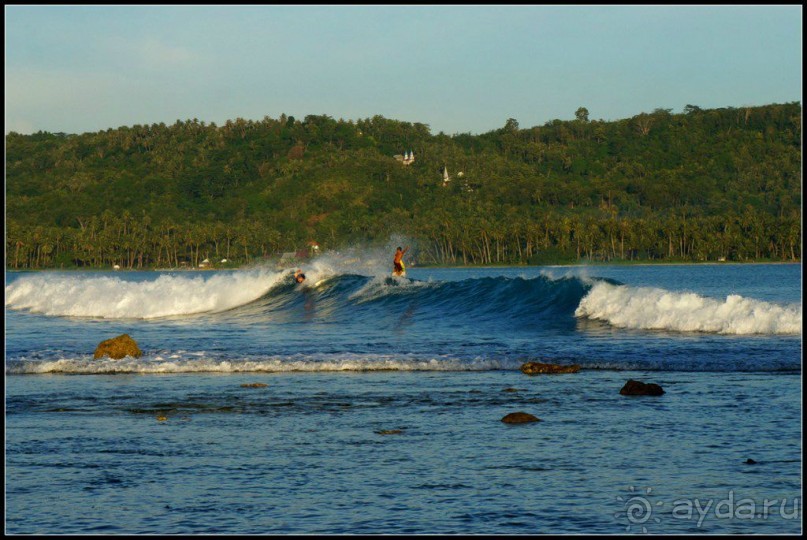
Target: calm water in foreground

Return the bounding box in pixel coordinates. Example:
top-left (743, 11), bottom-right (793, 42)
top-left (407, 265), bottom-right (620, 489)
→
top-left (5, 261), bottom-right (802, 534)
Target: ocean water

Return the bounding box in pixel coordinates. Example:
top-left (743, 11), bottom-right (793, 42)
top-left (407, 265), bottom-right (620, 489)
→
top-left (5, 258), bottom-right (802, 534)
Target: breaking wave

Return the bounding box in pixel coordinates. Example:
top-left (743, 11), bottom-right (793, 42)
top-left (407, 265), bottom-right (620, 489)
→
top-left (6, 266), bottom-right (800, 336)
top-left (575, 281), bottom-right (801, 335)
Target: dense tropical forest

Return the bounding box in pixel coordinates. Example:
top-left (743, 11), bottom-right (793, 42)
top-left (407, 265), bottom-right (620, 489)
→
top-left (5, 102), bottom-right (801, 269)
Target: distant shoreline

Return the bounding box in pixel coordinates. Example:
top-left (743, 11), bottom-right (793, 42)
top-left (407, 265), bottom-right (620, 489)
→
top-left (414, 260), bottom-right (801, 269)
top-left (5, 260), bottom-right (801, 273)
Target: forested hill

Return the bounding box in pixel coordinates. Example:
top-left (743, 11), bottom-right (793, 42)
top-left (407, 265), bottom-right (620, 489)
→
top-left (5, 102), bottom-right (801, 269)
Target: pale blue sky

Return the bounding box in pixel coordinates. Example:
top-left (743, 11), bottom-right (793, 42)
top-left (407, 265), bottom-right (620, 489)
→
top-left (5, 5), bottom-right (802, 135)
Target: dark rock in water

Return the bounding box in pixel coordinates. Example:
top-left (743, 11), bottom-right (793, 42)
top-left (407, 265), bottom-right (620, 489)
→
top-left (503, 387), bottom-right (522, 392)
top-left (501, 412), bottom-right (541, 424)
top-left (745, 458), bottom-right (757, 465)
top-left (620, 379), bottom-right (665, 396)
top-left (241, 383), bottom-right (268, 388)
top-left (376, 429), bottom-right (404, 435)
top-left (93, 334), bottom-right (142, 359)
top-left (520, 361), bottom-right (580, 375)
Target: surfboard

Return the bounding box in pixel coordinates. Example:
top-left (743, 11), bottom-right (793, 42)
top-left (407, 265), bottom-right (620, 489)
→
top-left (392, 261), bottom-right (406, 277)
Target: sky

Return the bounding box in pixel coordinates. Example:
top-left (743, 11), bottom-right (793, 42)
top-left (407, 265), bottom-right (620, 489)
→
top-left (4, 4), bottom-right (802, 136)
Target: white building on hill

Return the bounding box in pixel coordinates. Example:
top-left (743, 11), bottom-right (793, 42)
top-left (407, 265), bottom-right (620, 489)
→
top-left (394, 150), bottom-right (415, 165)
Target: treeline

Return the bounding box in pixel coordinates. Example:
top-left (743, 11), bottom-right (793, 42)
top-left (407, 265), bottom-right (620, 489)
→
top-left (8, 206), bottom-right (798, 270)
top-left (5, 103), bottom-right (801, 269)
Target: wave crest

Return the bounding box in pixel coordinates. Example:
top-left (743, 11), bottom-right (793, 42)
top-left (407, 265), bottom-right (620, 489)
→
top-left (4, 269), bottom-right (287, 319)
top-left (575, 281), bottom-right (801, 335)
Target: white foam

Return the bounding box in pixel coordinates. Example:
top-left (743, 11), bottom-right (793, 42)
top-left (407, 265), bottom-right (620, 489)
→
top-left (5, 268), bottom-right (287, 319)
top-left (575, 281), bottom-right (802, 335)
top-left (300, 235), bottom-right (417, 280)
top-left (5, 353), bottom-right (524, 375)
top-left (539, 266), bottom-right (595, 284)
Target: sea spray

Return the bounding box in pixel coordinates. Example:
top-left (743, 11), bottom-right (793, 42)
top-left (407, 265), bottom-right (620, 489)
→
top-left (300, 235), bottom-right (418, 280)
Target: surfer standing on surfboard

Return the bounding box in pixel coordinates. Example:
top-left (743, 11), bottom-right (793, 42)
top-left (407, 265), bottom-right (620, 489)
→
top-left (393, 246), bottom-right (409, 277)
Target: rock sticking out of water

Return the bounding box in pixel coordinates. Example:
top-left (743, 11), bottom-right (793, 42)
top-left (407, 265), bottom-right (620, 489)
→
top-left (619, 379), bottom-right (665, 396)
top-left (501, 412), bottom-right (541, 424)
top-left (93, 334), bottom-right (142, 359)
top-left (520, 361), bottom-right (580, 375)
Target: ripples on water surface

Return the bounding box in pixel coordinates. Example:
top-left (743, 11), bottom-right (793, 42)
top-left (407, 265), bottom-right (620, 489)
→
top-left (5, 262), bottom-right (802, 533)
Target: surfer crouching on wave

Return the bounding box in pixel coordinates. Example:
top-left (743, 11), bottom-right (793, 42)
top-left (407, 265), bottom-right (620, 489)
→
top-left (294, 269), bottom-right (306, 284)
top-left (393, 246), bottom-right (408, 277)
